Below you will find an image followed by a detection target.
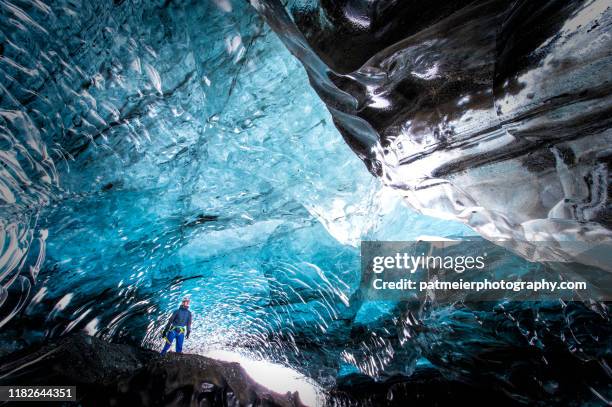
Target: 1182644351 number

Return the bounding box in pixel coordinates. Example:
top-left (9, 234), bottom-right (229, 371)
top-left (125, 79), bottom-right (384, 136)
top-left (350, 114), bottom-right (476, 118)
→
top-left (0, 386), bottom-right (76, 401)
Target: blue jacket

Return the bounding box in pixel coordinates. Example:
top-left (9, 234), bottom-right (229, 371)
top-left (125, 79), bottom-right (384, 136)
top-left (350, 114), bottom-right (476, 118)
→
top-left (164, 305), bottom-right (192, 337)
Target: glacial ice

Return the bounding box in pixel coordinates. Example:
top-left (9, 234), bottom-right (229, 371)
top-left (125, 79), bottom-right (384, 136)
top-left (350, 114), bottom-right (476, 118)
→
top-left (254, 0), bottom-right (612, 267)
top-left (0, 0), bottom-right (610, 405)
top-left (0, 0), bottom-right (469, 361)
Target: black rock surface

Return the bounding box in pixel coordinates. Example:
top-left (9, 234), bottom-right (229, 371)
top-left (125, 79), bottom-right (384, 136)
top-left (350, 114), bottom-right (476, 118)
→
top-left (0, 334), bottom-right (304, 407)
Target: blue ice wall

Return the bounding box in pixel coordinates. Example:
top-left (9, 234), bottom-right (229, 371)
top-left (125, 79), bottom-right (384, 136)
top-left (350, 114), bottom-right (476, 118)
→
top-left (0, 0), bottom-right (470, 367)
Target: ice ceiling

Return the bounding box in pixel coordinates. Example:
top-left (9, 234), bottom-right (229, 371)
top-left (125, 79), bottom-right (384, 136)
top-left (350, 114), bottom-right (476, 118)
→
top-left (0, 0), bottom-right (610, 404)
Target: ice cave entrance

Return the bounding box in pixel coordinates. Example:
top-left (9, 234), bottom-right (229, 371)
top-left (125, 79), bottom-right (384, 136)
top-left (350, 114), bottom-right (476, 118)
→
top-left (206, 349), bottom-right (323, 406)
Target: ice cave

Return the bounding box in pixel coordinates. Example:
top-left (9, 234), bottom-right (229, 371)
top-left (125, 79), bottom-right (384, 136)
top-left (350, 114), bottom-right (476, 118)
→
top-left (0, 0), bottom-right (610, 405)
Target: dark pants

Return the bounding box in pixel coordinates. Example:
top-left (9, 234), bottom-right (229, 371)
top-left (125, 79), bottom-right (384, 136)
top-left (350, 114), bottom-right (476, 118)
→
top-left (161, 329), bottom-right (184, 354)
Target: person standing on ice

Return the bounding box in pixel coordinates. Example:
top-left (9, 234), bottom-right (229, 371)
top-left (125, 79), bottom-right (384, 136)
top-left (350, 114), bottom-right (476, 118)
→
top-left (160, 296), bottom-right (192, 355)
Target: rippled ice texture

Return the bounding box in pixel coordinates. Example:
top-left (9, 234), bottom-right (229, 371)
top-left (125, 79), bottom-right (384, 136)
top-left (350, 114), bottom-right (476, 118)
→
top-left (0, 0), bottom-right (610, 404)
top-left (254, 0), bottom-right (612, 268)
top-left (0, 0), bottom-right (470, 369)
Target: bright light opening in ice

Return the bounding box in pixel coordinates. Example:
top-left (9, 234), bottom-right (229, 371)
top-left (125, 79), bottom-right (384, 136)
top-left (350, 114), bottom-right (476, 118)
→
top-left (205, 349), bottom-right (323, 407)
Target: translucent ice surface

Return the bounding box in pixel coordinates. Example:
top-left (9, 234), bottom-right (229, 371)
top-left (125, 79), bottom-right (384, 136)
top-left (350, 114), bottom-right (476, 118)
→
top-left (0, 0), bottom-right (469, 360)
top-left (254, 0), bottom-right (612, 267)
